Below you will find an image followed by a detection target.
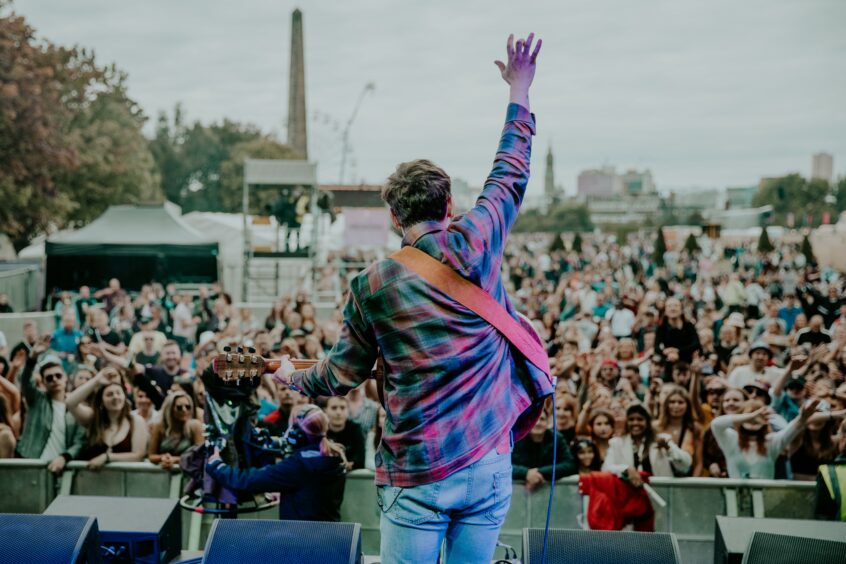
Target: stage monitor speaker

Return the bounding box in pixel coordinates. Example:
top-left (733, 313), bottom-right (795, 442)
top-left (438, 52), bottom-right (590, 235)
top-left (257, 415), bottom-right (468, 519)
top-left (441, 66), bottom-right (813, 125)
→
top-left (714, 516), bottom-right (846, 564)
top-left (741, 531), bottom-right (846, 564)
top-left (45, 495), bottom-right (181, 564)
top-left (202, 519), bottom-right (362, 564)
top-left (0, 513), bottom-right (100, 564)
top-left (522, 528), bottom-right (681, 564)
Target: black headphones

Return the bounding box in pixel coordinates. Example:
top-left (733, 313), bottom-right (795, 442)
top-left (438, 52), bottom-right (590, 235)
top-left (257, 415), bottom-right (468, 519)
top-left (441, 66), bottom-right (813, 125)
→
top-left (283, 405), bottom-right (322, 450)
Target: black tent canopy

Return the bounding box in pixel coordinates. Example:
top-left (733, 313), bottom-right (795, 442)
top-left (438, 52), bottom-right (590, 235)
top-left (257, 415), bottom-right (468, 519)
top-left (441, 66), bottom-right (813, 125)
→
top-left (46, 204), bottom-right (219, 291)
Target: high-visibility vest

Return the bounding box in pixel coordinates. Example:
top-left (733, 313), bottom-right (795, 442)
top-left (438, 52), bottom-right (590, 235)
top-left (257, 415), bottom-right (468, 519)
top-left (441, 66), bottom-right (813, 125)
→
top-left (819, 463), bottom-right (846, 522)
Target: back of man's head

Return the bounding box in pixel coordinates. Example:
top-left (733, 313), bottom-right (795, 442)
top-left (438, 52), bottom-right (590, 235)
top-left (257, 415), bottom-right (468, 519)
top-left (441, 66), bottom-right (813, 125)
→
top-left (382, 159), bottom-right (451, 229)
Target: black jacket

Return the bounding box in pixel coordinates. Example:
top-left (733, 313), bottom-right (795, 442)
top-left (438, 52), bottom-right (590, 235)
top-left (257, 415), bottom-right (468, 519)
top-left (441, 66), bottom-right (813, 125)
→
top-left (511, 429), bottom-right (576, 481)
top-left (206, 446), bottom-right (346, 521)
top-left (655, 319), bottom-right (701, 363)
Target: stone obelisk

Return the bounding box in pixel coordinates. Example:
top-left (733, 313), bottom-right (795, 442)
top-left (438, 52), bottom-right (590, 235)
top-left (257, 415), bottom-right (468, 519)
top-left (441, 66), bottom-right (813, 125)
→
top-left (287, 8), bottom-right (308, 159)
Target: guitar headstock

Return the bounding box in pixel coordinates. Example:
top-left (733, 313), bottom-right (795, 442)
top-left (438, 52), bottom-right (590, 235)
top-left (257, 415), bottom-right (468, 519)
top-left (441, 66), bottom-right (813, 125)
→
top-left (212, 346), bottom-right (266, 384)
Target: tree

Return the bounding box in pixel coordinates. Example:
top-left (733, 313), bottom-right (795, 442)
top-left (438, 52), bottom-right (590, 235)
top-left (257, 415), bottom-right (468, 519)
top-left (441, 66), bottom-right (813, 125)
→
top-left (653, 227), bottom-right (667, 267)
top-left (57, 50), bottom-right (161, 226)
top-left (800, 234), bottom-right (815, 265)
top-left (0, 7), bottom-right (77, 250)
top-left (149, 108), bottom-right (293, 212)
top-left (549, 231), bottom-right (565, 252)
top-left (757, 227), bottom-right (774, 254)
top-left (834, 176), bottom-right (846, 214)
top-left (0, 5), bottom-right (160, 249)
top-left (753, 174), bottom-right (834, 226)
top-left (513, 203), bottom-right (593, 233)
top-left (685, 210), bottom-right (705, 226)
top-left (217, 137), bottom-right (301, 213)
top-left (683, 232), bottom-right (700, 254)
top-left (572, 232), bottom-right (583, 253)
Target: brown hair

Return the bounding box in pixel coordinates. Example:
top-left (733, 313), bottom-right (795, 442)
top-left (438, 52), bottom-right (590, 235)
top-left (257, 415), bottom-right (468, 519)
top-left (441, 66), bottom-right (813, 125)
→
top-left (382, 159), bottom-right (451, 228)
top-left (656, 385), bottom-right (697, 439)
top-left (587, 408), bottom-right (615, 440)
top-left (794, 417), bottom-right (838, 463)
top-left (161, 391), bottom-right (195, 440)
top-left (737, 399), bottom-right (768, 455)
top-left (88, 383), bottom-right (132, 448)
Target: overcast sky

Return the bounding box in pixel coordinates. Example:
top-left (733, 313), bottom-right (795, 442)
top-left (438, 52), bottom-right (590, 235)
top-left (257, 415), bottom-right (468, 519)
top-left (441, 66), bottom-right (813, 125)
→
top-left (13, 0), bottom-right (846, 198)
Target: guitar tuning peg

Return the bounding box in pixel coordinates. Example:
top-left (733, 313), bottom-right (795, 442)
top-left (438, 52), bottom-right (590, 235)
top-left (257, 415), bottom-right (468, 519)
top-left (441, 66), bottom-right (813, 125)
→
top-left (236, 346), bottom-right (244, 354)
top-left (248, 347), bottom-right (256, 354)
top-left (223, 346), bottom-right (231, 353)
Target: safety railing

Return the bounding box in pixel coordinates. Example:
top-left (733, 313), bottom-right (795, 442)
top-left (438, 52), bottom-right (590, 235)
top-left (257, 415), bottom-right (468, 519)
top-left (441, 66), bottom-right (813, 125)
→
top-left (0, 461), bottom-right (818, 563)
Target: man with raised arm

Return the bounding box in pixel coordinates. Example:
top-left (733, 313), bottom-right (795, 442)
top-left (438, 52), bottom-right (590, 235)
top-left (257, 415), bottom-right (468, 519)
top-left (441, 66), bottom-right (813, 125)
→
top-left (275, 33), bottom-right (548, 562)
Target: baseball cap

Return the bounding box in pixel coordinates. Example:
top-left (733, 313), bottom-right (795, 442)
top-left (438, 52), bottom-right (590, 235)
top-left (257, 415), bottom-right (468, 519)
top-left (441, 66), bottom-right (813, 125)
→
top-left (749, 340), bottom-right (773, 357)
top-left (785, 377), bottom-right (806, 391)
top-left (726, 312), bottom-right (745, 329)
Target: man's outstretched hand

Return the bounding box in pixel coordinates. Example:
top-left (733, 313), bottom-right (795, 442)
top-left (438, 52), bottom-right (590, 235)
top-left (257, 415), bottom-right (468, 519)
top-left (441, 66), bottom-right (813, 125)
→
top-left (494, 33), bottom-right (541, 108)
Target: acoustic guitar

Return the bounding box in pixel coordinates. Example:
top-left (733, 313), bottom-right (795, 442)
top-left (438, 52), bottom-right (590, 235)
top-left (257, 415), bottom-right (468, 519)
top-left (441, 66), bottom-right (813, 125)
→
top-left (211, 346), bottom-right (318, 383)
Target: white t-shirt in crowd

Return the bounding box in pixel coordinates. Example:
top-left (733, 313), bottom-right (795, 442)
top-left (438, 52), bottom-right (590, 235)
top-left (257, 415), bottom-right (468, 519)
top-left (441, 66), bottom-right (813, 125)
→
top-left (606, 307), bottom-right (636, 337)
top-left (727, 364), bottom-right (784, 389)
top-left (132, 408), bottom-right (160, 426)
top-left (172, 302), bottom-right (196, 341)
top-left (40, 400), bottom-right (67, 461)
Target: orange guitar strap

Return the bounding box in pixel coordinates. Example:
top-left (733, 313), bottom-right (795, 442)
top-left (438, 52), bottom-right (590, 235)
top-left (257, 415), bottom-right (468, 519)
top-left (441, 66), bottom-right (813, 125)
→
top-left (390, 246), bottom-right (551, 376)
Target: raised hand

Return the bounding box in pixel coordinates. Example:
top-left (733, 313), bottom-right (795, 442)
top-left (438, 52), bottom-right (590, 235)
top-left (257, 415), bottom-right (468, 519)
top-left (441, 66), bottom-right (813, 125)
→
top-left (271, 354), bottom-right (296, 388)
top-left (31, 335), bottom-right (52, 358)
top-left (799, 398), bottom-right (821, 421)
top-left (494, 33), bottom-right (542, 107)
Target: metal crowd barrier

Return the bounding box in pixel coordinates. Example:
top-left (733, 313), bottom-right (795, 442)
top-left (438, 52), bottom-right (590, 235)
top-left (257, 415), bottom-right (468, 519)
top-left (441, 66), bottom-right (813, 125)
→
top-left (0, 462), bottom-right (818, 563)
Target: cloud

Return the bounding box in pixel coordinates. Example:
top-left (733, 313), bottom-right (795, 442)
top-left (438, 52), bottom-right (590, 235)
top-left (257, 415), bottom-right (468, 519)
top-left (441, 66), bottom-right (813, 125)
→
top-left (13, 0), bottom-right (846, 195)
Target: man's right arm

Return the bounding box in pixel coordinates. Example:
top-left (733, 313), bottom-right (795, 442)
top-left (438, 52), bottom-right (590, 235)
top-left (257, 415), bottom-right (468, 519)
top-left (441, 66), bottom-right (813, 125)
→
top-left (454, 34), bottom-right (541, 259)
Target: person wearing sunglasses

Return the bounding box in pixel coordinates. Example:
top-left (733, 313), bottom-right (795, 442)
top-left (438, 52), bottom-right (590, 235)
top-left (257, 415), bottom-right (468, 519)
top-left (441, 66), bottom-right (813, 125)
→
top-left (15, 338), bottom-right (87, 475)
top-left (148, 391), bottom-right (203, 470)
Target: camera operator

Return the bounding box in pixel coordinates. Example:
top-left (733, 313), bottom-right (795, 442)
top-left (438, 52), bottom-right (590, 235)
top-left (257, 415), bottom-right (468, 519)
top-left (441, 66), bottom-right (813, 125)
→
top-left (205, 404), bottom-right (347, 521)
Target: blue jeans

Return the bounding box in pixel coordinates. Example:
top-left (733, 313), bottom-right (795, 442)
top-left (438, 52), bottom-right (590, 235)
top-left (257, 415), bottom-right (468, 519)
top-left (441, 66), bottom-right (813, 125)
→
top-left (377, 447), bottom-right (512, 563)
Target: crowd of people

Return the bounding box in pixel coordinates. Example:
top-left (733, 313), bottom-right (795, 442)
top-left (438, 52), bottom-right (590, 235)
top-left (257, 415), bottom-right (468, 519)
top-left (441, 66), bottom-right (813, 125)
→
top-left (503, 233), bottom-right (846, 505)
top-left (0, 231), bottom-right (844, 520)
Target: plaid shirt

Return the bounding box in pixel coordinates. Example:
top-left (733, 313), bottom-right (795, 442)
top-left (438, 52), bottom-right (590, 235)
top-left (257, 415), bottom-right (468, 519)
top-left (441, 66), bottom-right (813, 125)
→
top-left (292, 103), bottom-right (553, 486)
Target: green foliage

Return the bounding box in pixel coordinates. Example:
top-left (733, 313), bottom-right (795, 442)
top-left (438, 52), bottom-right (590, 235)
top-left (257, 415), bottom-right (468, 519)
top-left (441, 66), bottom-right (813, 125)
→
top-left (58, 52), bottom-right (161, 227)
top-left (149, 107), bottom-right (298, 212)
top-left (609, 222), bottom-right (641, 245)
top-left (217, 137), bottom-right (300, 213)
top-left (753, 174), bottom-right (835, 226)
top-left (0, 6), bottom-right (159, 250)
top-left (757, 227), bottom-right (774, 254)
top-left (800, 234), bottom-right (815, 265)
top-left (685, 210), bottom-right (705, 226)
top-left (549, 231), bottom-right (565, 252)
top-left (683, 232), bottom-right (701, 254)
top-left (572, 232), bottom-right (583, 253)
top-left (513, 203), bottom-right (593, 233)
top-left (835, 176), bottom-right (846, 214)
top-left (653, 227), bottom-right (667, 267)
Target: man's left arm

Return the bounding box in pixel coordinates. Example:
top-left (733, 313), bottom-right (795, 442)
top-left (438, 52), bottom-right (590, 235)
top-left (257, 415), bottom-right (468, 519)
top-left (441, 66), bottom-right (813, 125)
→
top-left (64, 419), bottom-right (88, 461)
top-left (289, 283), bottom-right (377, 398)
